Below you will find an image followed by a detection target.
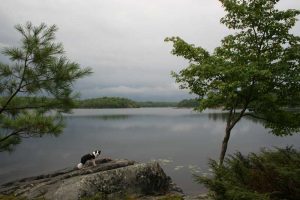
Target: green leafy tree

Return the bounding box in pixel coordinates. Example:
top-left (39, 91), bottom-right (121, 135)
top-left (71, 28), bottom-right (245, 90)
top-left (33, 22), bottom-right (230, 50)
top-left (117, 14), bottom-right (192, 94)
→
top-left (165, 0), bottom-right (300, 164)
top-left (0, 22), bottom-right (92, 152)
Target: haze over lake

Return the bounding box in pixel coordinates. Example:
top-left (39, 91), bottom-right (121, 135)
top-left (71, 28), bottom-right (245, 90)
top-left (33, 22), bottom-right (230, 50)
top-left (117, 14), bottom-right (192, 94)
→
top-left (1, 108), bottom-right (300, 194)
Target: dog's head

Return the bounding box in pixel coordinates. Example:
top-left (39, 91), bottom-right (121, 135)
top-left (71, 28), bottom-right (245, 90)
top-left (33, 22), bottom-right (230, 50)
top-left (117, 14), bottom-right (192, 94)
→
top-left (92, 150), bottom-right (101, 157)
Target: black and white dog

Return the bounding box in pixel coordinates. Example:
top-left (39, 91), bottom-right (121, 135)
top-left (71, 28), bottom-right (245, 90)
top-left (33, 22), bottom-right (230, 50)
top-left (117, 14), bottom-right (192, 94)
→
top-left (77, 150), bottom-right (101, 169)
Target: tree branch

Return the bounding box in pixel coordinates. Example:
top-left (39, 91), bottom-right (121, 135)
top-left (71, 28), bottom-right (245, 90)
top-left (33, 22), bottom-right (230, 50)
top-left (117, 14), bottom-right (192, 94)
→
top-left (243, 111), bottom-right (299, 129)
top-left (0, 53), bottom-right (29, 114)
top-left (0, 129), bottom-right (23, 143)
top-left (230, 104), bottom-right (248, 130)
top-left (243, 112), bottom-right (285, 126)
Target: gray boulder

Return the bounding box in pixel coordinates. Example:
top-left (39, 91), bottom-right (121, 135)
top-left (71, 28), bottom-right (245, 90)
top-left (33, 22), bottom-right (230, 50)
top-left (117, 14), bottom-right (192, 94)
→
top-left (0, 158), bottom-right (182, 200)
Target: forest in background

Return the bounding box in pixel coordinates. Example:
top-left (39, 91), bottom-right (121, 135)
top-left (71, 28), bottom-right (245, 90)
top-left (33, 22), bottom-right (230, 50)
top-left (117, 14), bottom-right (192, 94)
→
top-left (75, 97), bottom-right (198, 108)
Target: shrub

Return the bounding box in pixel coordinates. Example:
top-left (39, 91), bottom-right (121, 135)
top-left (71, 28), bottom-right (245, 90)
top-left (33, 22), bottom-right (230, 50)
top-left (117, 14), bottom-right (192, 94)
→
top-left (196, 147), bottom-right (300, 200)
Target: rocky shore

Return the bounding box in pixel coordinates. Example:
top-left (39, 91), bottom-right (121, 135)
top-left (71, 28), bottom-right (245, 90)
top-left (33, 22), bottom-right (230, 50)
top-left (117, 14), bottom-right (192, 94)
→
top-left (0, 158), bottom-right (209, 200)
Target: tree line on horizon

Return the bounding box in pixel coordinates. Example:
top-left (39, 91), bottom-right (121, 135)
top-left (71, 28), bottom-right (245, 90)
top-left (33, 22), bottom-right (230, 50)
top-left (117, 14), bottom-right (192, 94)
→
top-left (75, 96), bottom-right (197, 108)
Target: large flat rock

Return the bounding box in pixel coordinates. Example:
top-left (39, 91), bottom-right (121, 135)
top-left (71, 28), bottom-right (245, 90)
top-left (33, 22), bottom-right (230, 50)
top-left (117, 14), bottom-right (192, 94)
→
top-left (0, 158), bottom-right (182, 200)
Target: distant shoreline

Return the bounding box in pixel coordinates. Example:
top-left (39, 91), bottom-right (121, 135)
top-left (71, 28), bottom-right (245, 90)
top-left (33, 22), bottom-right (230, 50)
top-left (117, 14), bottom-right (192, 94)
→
top-left (75, 96), bottom-right (198, 109)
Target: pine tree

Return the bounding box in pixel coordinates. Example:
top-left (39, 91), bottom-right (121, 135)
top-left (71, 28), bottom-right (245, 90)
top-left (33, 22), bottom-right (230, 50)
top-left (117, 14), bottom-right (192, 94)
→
top-left (0, 22), bottom-right (92, 152)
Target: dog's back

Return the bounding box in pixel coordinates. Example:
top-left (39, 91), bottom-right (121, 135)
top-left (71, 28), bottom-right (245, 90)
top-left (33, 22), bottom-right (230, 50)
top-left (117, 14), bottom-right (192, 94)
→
top-left (77, 150), bottom-right (101, 169)
top-left (81, 153), bottom-right (95, 164)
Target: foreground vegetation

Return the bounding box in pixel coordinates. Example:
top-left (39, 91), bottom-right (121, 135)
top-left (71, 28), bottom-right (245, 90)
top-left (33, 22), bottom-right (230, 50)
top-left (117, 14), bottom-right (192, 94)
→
top-left (197, 147), bottom-right (300, 200)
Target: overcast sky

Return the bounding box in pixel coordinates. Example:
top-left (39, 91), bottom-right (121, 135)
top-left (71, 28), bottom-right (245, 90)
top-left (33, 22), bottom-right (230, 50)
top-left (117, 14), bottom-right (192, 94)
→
top-left (0, 0), bottom-right (299, 101)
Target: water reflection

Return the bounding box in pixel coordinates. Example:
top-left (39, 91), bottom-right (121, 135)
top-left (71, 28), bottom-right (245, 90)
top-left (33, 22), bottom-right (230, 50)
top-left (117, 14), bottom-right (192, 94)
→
top-left (208, 112), bottom-right (228, 122)
top-left (65, 114), bottom-right (131, 120)
top-left (208, 112), bottom-right (262, 125)
top-left (94, 115), bottom-right (130, 120)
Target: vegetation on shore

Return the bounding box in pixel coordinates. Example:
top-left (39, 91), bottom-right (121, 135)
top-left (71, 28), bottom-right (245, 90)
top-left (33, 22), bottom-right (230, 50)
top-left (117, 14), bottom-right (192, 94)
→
top-left (0, 96), bottom-right (198, 111)
top-left (136, 101), bottom-right (178, 108)
top-left (75, 97), bottom-right (197, 109)
top-left (75, 97), bottom-right (139, 108)
top-left (177, 99), bottom-right (199, 108)
top-left (196, 147), bottom-right (300, 200)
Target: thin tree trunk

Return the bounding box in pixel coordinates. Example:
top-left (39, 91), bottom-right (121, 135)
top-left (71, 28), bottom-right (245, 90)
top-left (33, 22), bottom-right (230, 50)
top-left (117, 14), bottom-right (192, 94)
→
top-left (219, 107), bottom-right (234, 165)
top-left (219, 125), bottom-right (232, 165)
top-left (219, 104), bottom-right (248, 165)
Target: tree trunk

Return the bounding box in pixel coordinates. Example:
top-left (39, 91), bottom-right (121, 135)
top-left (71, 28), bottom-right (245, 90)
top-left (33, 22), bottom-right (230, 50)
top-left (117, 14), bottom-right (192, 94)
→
top-left (219, 105), bottom-right (248, 165)
top-left (219, 125), bottom-right (231, 165)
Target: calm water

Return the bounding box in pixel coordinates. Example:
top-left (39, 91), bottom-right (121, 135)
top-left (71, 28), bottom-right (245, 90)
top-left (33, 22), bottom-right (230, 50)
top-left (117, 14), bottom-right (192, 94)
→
top-left (1, 108), bottom-right (300, 194)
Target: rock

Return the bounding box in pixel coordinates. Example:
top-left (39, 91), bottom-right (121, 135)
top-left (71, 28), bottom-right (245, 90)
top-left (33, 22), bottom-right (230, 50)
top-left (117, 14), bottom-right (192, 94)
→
top-left (0, 158), bottom-right (182, 200)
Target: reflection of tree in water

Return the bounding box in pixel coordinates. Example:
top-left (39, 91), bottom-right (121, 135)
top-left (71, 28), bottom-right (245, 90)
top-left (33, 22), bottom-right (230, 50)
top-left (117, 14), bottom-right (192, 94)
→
top-left (208, 112), bottom-right (228, 122)
top-left (96, 115), bottom-right (130, 121)
top-left (67, 115), bottom-right (130, 121)
top-left (208, 112), bottom-right (262, 124)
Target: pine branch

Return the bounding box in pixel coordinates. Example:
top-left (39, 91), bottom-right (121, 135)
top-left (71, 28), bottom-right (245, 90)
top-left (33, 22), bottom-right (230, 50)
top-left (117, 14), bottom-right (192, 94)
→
top-left (0, 129), bottom-right (23, 143)
top-left (0, 53), bottom-right (29, 114)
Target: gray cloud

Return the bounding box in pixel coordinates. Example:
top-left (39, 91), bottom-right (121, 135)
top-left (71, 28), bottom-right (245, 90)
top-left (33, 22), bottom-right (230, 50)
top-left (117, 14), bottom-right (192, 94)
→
top-left (0, 0), bottom-right (299, 100)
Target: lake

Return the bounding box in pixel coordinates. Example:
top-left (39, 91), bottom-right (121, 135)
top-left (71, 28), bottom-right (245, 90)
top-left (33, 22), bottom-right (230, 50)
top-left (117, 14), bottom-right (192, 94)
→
top-left (1, 108), bottom-right (300, 194)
